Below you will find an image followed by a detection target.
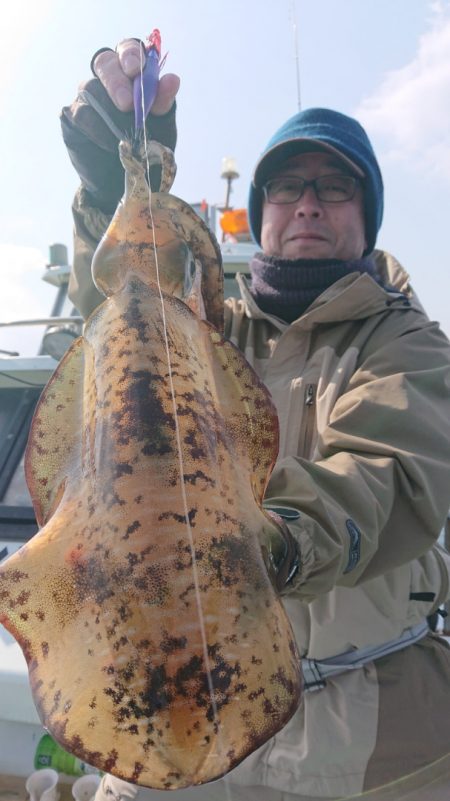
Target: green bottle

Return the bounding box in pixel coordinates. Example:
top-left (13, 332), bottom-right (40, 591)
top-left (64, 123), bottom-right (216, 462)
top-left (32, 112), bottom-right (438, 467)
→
top-left (34, 734), bottom-right (101, 776)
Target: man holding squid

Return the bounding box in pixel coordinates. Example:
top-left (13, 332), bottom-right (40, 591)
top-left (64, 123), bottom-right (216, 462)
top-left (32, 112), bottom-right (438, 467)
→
top-left (61, 37), bottom-right (450, 801)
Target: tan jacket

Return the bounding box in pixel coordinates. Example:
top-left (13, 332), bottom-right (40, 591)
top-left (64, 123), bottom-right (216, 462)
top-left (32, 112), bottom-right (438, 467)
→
top-left (221, 251), bottom-right (450, 798)
top-left (225, 253), bottom-right (450, 632)
top-left (71, 197), bottom-right (450, 797)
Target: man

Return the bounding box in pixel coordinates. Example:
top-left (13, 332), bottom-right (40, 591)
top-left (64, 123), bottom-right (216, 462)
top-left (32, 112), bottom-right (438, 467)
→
top-left (61, 39), bottom-right (450, 801)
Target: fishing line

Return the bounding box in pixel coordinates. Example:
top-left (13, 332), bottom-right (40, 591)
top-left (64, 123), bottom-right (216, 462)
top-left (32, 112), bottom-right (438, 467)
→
top-left (137, 49), bottom-right (234, 791)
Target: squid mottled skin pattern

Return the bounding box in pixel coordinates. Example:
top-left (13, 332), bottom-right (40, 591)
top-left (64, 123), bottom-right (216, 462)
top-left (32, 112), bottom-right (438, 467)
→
top-left (0, 139), bottom-right (302, 788)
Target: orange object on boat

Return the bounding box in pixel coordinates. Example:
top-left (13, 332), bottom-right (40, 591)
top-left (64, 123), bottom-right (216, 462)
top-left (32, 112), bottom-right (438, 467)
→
top-left (220, 208), bottom-right (250, 236)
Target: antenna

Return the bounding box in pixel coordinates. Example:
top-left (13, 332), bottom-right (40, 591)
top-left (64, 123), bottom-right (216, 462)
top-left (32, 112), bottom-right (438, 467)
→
top-left (290, 0), bottom-right (302, 111)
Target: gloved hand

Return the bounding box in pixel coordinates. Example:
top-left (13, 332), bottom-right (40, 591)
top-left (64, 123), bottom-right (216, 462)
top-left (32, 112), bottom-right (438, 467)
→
top-left (60, 38), bottom-right (180, 214)
top-left (260, 510), bottom-right (300, 593)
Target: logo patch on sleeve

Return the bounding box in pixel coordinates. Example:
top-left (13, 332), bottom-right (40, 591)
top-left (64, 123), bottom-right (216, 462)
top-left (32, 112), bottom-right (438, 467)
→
top-left (344, 519), bottom-right (361, 574)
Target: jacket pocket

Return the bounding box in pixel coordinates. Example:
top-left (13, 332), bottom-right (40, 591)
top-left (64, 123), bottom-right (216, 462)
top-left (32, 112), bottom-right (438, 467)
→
top-left (408, 544), bottom-right (450, 625)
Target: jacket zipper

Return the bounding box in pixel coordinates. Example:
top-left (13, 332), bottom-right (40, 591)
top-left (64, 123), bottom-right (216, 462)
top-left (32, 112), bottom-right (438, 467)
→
top-left (300, 383), bottom-right (316, 458)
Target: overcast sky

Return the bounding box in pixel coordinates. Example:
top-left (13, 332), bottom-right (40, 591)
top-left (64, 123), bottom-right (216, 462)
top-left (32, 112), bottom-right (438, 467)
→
top-left (1, 0), bottom-right (450, 356)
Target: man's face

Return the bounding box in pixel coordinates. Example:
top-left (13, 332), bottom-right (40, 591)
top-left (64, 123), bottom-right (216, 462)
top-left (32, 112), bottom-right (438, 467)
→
top-left (260, 151), bottom-right (367, 261)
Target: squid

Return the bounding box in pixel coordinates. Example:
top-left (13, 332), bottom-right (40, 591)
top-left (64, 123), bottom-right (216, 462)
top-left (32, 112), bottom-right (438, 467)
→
top-left (0, 135), bottom-right (301, 788)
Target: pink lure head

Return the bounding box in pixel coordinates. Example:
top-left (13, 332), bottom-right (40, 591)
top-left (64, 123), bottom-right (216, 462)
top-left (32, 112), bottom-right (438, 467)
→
top-left (145, 28), bottom-right (161, 56)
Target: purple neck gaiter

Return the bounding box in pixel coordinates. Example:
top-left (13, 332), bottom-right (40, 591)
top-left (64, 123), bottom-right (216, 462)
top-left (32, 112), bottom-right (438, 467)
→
top-left (248, 253), bottom-right (381, 323)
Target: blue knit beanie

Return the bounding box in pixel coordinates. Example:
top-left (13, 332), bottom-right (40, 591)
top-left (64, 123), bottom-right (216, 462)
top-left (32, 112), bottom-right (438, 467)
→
top-left (248, 108), bottom-right (383, 255)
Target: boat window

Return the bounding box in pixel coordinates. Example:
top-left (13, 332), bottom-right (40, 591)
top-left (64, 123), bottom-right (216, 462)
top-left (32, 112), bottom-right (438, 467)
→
top-left (0, 387), bottom-right (41, 507)
top-left (2, 453), bottom-right (31, 507)
top-left (0, 387), bottom-right (41, 541)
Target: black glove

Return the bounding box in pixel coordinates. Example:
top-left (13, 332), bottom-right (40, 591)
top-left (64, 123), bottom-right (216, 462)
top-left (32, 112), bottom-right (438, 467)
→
top-left (60, 76), bottom-right (177, 214)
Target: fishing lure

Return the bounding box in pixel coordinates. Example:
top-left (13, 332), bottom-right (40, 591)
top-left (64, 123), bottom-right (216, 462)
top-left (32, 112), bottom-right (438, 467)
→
top-left (133, 29), bottom-right (167, 131)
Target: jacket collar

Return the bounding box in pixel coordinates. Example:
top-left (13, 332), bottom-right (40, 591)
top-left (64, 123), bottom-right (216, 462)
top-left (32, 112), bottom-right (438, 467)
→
top-left (236, 250), bottom-right (423, 331)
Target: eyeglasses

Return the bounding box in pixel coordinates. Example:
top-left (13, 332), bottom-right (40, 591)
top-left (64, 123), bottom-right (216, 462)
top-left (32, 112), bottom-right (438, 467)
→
top-left (262, 174), bottom-right (360, 204)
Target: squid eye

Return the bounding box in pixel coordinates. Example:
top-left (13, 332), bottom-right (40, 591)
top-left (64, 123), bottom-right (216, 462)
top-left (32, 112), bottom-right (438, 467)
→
top-left (184, 253), bottom-right (197, 294)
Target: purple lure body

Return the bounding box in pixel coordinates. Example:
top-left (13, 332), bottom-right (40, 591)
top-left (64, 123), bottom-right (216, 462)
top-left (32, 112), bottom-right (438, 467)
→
top-left (133, 48), bottom-right (160, 130)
